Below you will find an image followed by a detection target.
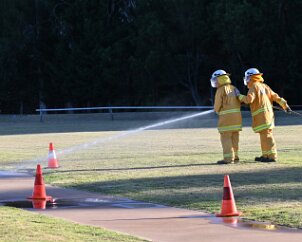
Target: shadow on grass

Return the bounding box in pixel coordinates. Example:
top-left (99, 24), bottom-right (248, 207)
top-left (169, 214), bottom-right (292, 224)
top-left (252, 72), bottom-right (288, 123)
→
top-left (58, 166), bottom-right (302, 203)
top-left (51, 163), bottom-right (216, 173)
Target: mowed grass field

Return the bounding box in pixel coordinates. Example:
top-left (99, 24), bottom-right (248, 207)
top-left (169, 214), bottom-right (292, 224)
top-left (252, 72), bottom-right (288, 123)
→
top-left (0, 206), bottom-right (146, 242)
top-left (1, 111), bottom-right (302, 238)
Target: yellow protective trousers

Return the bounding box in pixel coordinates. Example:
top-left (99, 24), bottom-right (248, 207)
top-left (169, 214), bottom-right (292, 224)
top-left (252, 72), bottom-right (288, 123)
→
top-left (220, 131), bottom-right (239, 162)
top-left (259, 129), bottom-right (277, 159)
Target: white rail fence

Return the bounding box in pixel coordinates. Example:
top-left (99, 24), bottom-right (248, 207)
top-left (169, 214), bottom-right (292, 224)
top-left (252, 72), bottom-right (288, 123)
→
top-left (35, 106), bottom-right (214, 122)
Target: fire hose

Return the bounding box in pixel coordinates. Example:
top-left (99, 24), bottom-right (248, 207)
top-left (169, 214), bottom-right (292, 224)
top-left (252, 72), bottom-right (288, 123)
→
top-left (272, 106), bottom-right (302, 117)
top-left (242, 104), bottom-right (302, 117)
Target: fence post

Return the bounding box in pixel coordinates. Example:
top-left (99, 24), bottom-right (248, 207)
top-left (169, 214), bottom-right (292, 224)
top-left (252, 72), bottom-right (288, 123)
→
top-left (39, 110), bottom-right (43, 122)
top-left (109, 108), bottom-right (114, 120)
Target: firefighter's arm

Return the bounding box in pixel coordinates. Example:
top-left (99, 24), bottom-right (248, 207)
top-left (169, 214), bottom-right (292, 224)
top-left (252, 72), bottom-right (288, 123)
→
top-left (267, 86), bottom-right (289, 110)
top-left (238, 88), bottom-right (255, 104)
top-left (214, 89), bottom-right (222, 114)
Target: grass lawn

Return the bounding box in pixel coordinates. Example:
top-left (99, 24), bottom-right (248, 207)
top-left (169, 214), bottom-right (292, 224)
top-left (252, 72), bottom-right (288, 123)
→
top-left (1, 112), bottom-right (302, 232)
top-left (0, 206), bottom-right (146, 242)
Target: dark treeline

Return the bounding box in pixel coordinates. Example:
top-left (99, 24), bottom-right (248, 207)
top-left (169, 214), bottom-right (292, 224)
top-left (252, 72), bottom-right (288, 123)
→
top-left (0, 0), bottom-right (301, 114)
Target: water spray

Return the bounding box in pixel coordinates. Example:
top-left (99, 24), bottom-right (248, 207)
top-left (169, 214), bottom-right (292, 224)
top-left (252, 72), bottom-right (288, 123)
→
top-left (17, 109), bottom-right (215, 169)
top-left (60, 109), bottom-right (215, 155)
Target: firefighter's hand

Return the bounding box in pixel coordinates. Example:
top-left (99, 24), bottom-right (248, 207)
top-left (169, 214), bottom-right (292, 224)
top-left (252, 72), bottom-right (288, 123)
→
top-left (234, 88), bottom-right (240, 97)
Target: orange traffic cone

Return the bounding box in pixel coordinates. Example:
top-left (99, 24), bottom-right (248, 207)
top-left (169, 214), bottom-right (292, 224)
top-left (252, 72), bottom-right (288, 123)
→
top-left (48, 142), bottom-right (59, 168)
top-left (32, 199), bottom-right (47, 209)
top-left (216, 175), bottom-right (242, 217)
top-left (28, 164), bottom-right (52, 200)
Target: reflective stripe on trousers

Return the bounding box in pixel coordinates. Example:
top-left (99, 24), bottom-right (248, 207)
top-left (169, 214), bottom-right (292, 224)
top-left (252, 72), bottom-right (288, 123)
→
top-left (220, 131), bottom-right (239, 162)
top-left (259, 129), bottom-right (277, 159)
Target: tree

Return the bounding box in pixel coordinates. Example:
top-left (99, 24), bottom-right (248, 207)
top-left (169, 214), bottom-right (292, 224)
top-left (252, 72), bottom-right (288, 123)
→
top-left (0, 0), bottom-right (301, 113)
top-left (107, 0), bottom-right (136, 23)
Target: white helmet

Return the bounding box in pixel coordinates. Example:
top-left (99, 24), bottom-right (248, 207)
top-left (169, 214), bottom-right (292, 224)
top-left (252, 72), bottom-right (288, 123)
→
top-left (243, 68), bottom-right (263, 86)
top-left (210, 69), bottom-right (229, 88)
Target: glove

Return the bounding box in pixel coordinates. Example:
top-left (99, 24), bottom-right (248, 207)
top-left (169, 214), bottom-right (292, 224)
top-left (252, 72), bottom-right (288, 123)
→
top-left (234, 88), bottom-right (240, 97)
top-left (285, 105), bottom-right (292, 113)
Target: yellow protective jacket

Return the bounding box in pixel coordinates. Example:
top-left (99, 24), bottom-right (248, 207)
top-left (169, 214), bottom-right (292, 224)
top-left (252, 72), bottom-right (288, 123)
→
top-left (239, 77), bottom-right (288, 133)
top-left (214, 83), bottom-right (242, 133)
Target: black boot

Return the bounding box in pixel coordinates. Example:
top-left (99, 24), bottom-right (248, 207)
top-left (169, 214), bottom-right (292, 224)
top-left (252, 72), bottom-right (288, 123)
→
top-left (261, 157), bottom-right (277, 163)
top-left (255, 156), bottom-right (265, 162)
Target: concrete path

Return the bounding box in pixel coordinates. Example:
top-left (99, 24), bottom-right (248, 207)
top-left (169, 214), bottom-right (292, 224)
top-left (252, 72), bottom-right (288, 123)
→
top-left (1, 171), bottom-right (302, 242)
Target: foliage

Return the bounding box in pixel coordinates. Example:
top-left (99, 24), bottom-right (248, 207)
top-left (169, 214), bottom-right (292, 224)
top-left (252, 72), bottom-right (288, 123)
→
top-left (0, 0), bottom-right (301, 113)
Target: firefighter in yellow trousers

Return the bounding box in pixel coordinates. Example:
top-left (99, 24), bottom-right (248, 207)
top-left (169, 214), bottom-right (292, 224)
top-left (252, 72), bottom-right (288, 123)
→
top-left (211, 70), bottom-right (242, 164)
top-left (238, 68), bottom-right (291, 162)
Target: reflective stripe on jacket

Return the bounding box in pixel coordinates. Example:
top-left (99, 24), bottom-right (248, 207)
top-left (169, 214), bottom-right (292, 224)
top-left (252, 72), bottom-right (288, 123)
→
top-left (239, 82), bottom-right (288, 133)
top-left (214, 84), bottom-right (242, 133)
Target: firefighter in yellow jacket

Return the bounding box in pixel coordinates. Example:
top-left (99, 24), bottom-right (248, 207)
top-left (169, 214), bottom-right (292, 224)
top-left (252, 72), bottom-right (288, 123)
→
top-left (238, 68), bottom-right (291, 162)
top-left (211, 70), bottom-right (242, 164)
